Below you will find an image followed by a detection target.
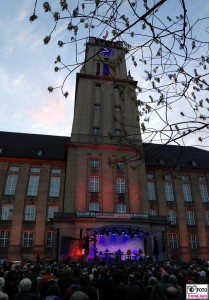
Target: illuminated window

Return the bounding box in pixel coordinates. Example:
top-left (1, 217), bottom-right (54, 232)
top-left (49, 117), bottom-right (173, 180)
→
top-left (5, 175), bottom-right (18, 195)
top-left (168, 210), bottom-right (177, 225)
top-left (147, 181), bottom-right (156, 201)
top-left (48, 206), bottom-right (58, 220)
top-left (25, 205), bottom-right (36, 221)
top-left (115, 178), bottom-right (126, 194)
top-left (46, 231), bottom-right (53, 248)
top-left (188, 234), bottom-right (197, 249)
top-left (89, 202), bottom-right (100, 212)
top-left (27, 175), bottom-right (40, 196)
top-left (168, 234), bottom-right (179, 249)
top-left (0, 231), bottom-right (10, 247)
top-left (103, 64), bottom-right (109, 76)
top-left (22, 232), bottom-right (34, 248)
top-left (182, 183), bottom-right (192, 202)
top-left (116, 203), bottom-right (127, 213)
top-left (186, 210), bottom-right (195, 226)
top-left (89, 176), bottom-right (99, 193)
top-left (1, 204), bottom-right (13, 220)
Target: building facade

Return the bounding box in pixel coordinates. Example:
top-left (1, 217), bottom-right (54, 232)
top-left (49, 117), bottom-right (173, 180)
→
top-left (0, 37), bottom-right (209, 262)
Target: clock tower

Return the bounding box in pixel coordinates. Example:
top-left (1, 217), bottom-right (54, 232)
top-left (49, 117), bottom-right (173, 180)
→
top-left (53, 36), bottom-right (160, 261)
top-left (70, 37), bottom-right (142, 145)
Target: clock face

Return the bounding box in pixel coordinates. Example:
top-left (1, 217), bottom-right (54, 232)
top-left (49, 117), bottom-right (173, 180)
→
top-left (99, 47), bottom-right (114, 56)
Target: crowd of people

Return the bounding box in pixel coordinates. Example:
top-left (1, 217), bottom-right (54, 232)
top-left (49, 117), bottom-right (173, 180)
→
top-left (0, 256), bottom-right (208, 300)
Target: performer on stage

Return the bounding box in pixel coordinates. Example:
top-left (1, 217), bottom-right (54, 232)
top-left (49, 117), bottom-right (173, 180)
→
top-left (116, 249), bottom-right (123, 261)
top-left (104, 248), bottom-right (109, 259)
top-left (126, 249), bottom-right (132, 260)
top-left (138, 248), bottom-right (143, 261)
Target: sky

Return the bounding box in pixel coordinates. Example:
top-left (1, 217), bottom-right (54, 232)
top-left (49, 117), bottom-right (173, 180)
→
top-left (0, 0), bottom-right (75, 137)
top-left (0, 0), bottom-right (209, 148)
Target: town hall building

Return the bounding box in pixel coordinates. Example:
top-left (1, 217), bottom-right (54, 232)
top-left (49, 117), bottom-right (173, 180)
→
top-left (0, 37), bottom-right (209, 263)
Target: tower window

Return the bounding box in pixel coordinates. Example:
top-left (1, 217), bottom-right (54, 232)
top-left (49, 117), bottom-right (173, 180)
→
top-left (103, 64), bottom-right (109, 76)
top-left (96, 63), bottom-right (100, 76)
top-left (115, 106), bottom-right (120, 112)
top-left (94, 104), bottom-right (101, 110)
top-left (92, 127), bottom-right (100, 135)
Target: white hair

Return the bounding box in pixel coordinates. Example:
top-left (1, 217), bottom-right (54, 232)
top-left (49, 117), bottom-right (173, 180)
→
top-left (70, 291), bottom-right (89, 300)
top-left (0, 277), bottom-right (5, 289)
top-left (19, 278), bottom-right (32, 291)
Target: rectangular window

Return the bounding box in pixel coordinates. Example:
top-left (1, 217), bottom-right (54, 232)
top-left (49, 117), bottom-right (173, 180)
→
top-left (207, 236), bottom-right (209, 248)
top-left (46, 231), bottom-right (53, 248)
top-left (22, 232), bottom-right (34, 248)
top-left (5, 175), bottom-right (18, 195)
top-left (51, 169), bottom-right (61, 175)
top-left (9, 166), bottom-right (19, 172)
top-left (103, 64), bottom-right (109, 76)
top-left (188, 234), bottom-right (197, 249)
top-left (92, 127), bottom-right (100, 135)
top-left (27, 175), bottom-right (40, 196)
top-left (117, 162), bottom-right (125, 170)
top-left (89, 159), bottom-right (100, 168)
top-left (48, 206), bottom-right (58, 220)
top-left (49, 177), bottom-right (60, 197)
top-left (25, 205), bottom-right (36, 221)
top-left (89, 202), bottom-right (100, 212)
top-left (0, 230), bottom-right (10, 247)
top-left (147, 182), bottom-right (156, 201)
top-left (89, 176), bottom-right (99, 193)
top-left (164, 182), bottom-right (174, 202)
top-left (149, 210), bottom-right (157, 216)
top-left (205, 212), bottom-right (209, 225)
top-left (199, 184), bottom-right (209, 202)
top-left (115, 106), bottom-right (121, 112)
top-left (115, 178), bottom-right (126, 194)
top-left (116, 203), bottom-right (127, 213)
top-left (186, 210), bottom-right (195, 226)
top-left (168, 234), bottom-right (179, 249)
top-left (96, 62), bottom-right (101, 76)
top-left (1, 204), bottom-right (13, 220)
top-left (182, 183), bottom-right (192, 202)
top-left (115, 129), bottom-right (121, 136)
top-left (168, 210), bottom-right (177, 225)
top-left (31, 168), bottom-right (41, 173)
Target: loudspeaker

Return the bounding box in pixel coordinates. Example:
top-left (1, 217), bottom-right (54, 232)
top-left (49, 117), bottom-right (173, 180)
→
top-left (60, 236), bottom-right (70, 255)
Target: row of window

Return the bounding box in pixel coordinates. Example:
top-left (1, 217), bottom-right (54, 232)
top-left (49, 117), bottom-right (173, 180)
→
top-left (147, 175), bottom-right (209, 203)
top-left (89, 176), bottom-right (126, 193)
top-left (1, 204), bottom-right (58, 221)
top-left (4, 168), bottom-right (61, 197)
top-left (169, 233), bottom-right (201, 250)
top-left (0, 230), bottom-right (53, 248)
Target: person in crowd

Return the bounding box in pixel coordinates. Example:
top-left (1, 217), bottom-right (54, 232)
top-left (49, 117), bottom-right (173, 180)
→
top-left (143, 276), bottom-right (158, 300)
top-left (0, 277), bottom-right (9, 300)
top-left (93, 268), bottom-right (114, 300)
top-left (14, 278), bottom-right (39, 300)
top-left (125, 274), bottom-right (142, 300)
top-left (70, 291), bottom-right (89, 300)
top-left (42, 282), bottom-right (63, 300)
top-left (169, 275), bottom-right (183, 300)
top-left (149, 271), bottom-right (174, 300)
top-left (79, 274), bottom-right (99, 300)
